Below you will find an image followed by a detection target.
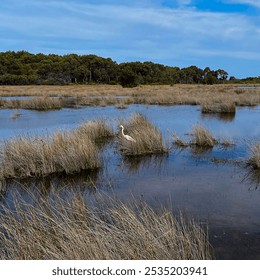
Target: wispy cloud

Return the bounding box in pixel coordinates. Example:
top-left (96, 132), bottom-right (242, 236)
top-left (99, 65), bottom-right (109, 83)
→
top-left (0, 0), bottom-right (259, 77)
top-left (224, 0), bottom-right (260, 8)
top-left (176, 0), bottom-right (193, 6)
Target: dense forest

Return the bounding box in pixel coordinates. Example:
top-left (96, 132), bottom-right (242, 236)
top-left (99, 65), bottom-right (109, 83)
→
top-left (0, 51), bottom-right (258, 87)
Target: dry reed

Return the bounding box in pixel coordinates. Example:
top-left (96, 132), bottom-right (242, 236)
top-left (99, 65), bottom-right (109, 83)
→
top-left (119, 113), bottom-right (169, 156)
top-left (0, 191), bottom-right (212, 260)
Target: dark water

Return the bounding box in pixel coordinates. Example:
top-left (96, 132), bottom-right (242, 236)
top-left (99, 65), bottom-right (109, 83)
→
top-left (0, 105), bottom-right (260, 260)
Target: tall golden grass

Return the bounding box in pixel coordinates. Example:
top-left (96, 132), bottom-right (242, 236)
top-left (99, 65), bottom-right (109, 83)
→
top-left (119, 113), bottom-right (169, 156)
top-left (0, 120), bottom-right (114, 179)
top-left (0, 191), bottom-right (212, 260)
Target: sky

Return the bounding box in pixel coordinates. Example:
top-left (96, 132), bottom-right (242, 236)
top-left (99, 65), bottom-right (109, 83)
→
top-left (0, 0), bottom-right (259, 78)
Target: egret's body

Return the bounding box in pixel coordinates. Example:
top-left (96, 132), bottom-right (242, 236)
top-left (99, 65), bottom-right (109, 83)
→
top-left (120, 125), bottom-right (136, 142)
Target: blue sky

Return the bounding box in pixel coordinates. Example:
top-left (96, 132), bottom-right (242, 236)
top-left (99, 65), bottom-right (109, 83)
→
top-left (0, 0), bottom-right (259, 78)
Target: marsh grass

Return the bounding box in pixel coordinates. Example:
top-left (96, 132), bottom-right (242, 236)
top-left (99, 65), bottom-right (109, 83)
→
top-left (0, 119), bottom-right (113, 179)
top-left (115, 101), bottom-right (128, 109)
top-left (247, 142), bottom-right (260, 170)
top-left (1, 85), bottom-right (260, 108)
top-left (190, 125), bottom-right (217, 147)
top-left (3, 97), bottom-right (62, 110)
top-left (119, 113), bottom-right (169, 156)
top-left (0, 132), bottom-right (100, 179)
top-left (173, 125), bottom-right (235, 152)
top-left (0, 191), bottom-right (212, 260)
top-left (21, 97), bottom-right (62, 110)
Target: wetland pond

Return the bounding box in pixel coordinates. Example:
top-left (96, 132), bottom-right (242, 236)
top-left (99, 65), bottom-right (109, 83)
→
top-left (0, 104), bottom-right (260, 260)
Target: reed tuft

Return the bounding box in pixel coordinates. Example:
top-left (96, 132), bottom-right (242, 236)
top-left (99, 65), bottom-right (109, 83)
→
top-left (119, 113), bottom-right (169, 156)
top-left (247, 142), bottom-right (260, 169)
top-left (190, 125), bottom-right (217, 147)
top-left (201, 102), bottom-right (236, 114)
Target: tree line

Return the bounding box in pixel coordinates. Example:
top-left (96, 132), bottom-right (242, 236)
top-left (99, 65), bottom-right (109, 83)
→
top-left (0, 50), bottom-right (242, 87)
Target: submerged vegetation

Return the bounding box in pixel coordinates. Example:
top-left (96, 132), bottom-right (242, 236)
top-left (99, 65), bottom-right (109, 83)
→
top-left (119, 113), bottom-right (169, 156)
top-left (0, 191), bottom-right (212, 260)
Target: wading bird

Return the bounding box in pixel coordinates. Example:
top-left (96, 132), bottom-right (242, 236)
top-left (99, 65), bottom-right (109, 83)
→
top-left (120, 125), bottom-right (136, 142)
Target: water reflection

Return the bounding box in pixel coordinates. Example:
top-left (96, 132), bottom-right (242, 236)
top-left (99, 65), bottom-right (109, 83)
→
top-left (201, 112), bottom-right (236, 122)
top-left (190, 145), bottom-right (214, 156)
top-left (121, 154), bottom-right (168, 174)
top-left (0, 169), bottom-right (101, 206)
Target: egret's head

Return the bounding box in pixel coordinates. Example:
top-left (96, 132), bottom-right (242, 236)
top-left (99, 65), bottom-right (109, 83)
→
top-left (120, 125), bottom-right (124, 129)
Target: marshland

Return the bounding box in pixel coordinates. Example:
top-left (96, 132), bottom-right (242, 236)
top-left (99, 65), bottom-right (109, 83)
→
top-left (0, 84), bottom-right (260, 260)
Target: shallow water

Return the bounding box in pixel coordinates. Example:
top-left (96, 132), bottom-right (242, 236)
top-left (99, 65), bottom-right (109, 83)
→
top-left (0, 104), bottom-right (260, 259)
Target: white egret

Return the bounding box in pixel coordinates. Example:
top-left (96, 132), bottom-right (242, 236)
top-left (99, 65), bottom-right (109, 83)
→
top-left (120, 125), bottom-right (136, 142)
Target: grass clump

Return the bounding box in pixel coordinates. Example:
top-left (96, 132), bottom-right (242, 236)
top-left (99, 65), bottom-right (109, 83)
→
top-left (0, 119), bottom-right (114, 179)
top-left (119, 113), bottom-right (169, 156)
top-left (0, 192), bottom-right (212, 260)
top-left (190, 125), bottom-right (217, 147)
top-left (201, 102), bottom-right (236, 114)
top-left (247, 142), bottom-right (260, 170)
top-left (76, 119), bottom-right (114, 142)
top-left (0, 132), bottom-right (100, 179)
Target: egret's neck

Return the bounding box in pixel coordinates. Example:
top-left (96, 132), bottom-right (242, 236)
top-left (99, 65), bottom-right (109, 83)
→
top-left (121, 127), bottom-right (125, 136)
